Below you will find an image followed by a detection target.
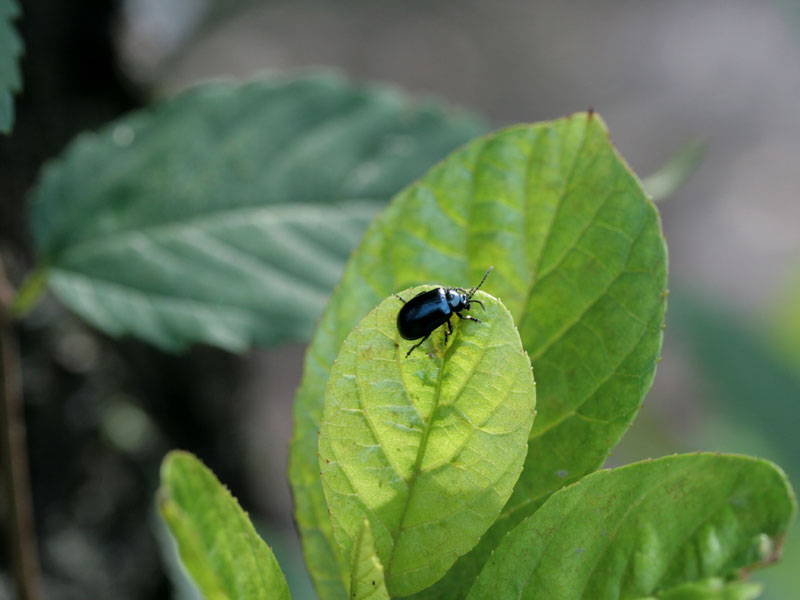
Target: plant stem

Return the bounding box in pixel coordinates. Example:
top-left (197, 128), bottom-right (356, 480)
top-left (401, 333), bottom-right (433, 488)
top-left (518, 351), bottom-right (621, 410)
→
top-left (0, 258), bottom-right (41, 600)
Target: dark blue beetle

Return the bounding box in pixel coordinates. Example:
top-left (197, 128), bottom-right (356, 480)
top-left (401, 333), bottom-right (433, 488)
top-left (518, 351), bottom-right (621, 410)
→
top-left (395, 266), bottom-right (493, 357)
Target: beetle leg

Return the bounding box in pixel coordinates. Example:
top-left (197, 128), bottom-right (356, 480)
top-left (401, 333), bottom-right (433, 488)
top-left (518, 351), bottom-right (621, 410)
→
top-left (456, 312), bottom-right (481, 323)
top-left (395, 294), bottom-right (407, 304)
top-left (405, 333), bottom-right (430, 357)
top-left (468, 299), bottom-right (486, 311)
top-left (444, 318), bottom-right (453, 345)
top-left (454, 287), bottom-right (468, 294)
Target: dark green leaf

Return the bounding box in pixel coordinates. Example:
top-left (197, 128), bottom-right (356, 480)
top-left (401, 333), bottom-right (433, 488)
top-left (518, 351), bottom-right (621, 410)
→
top-left (28, 70), bottom-right (485, 351)
top-left (466, 454), bottom-right (796, 600)
top-left (0, 0), bottom-right (22, 133)
top-left (158, 451), bottom-right (291, 600)
top-left (319, 289), bottom-right (535, 596)
top-left (669, 290), bottom-right (800, 475)
top-left (289, 112), bottom-right (667, 597)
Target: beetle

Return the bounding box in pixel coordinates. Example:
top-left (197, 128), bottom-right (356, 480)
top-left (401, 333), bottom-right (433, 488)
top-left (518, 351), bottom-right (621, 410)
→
top-left (395, 266), bottom-right (493, 357)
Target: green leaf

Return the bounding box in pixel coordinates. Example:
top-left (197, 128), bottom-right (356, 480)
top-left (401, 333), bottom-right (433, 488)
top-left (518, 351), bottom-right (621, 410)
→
top-left (0, 0), bottom-right (21, 134)
top-left (466, 454), bottom-right (796, 600)
top-left (28, 70), bottom-right (485, 351)
top-left (289, 112), bottom-right (667, 597)
top-left (158, 451), bottom-right (291, 600)
top-left (669, 290), bottom-right (800, 475)
top-left (349, 520), bottom-right (390, 600)
top-left (319, 289), bottom-right (535, 596)
top-left (650, 577), bottom-right (763, 600)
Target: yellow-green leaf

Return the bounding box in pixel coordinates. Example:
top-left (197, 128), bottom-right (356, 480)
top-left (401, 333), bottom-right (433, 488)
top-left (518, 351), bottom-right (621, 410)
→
top-left (158, 451), bottom-right (291, 600)
top-left (319, 290), bottom-right (535, 596)
top-left (349, 520), bottom-right (390, 600)
top-left (289, 112), bottom-right (667, 597)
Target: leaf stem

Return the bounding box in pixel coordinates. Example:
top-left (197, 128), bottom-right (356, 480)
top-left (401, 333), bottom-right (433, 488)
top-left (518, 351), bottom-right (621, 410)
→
top-left (0, 257), bottom-right (42, 600)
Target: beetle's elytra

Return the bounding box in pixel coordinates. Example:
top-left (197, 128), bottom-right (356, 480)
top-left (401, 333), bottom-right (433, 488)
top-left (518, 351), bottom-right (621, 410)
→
top-left (395, 266), bottom-right (493, 357)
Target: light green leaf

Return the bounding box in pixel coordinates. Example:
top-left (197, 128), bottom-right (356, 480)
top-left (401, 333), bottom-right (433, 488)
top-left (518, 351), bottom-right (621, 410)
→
top-left (0, 0), bottom-right (22, 134)
top-left (349, 520), bottom-right (390, 600)
top-left (466, 454), bottom-right (796, 600)
top-left (649, 577), bottom-right (762, 600)
top-left (28, 70), bottom-right (485, 351)
top-left (319, 289), bottom-right (535, 596)
top-left (289, 112), bottom-right (667, 597)
top-left (158, 451), bottom-right (291, 600)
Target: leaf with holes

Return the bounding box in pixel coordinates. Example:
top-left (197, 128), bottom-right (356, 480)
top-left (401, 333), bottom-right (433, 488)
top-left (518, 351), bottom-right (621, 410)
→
top-left (158, 451), bottom-right (291, 600)
top-left (319, 289), bottom-right (535, 596)
top-left (0, 0), bottom-right (22, 133)
top-left (466, 454), bottom-right (796, 600)
top-left (349, 520), bottom-right (390, 600)
top-left (289, 112), bottom-right (667, 597)
top-left (27, 70), bottom-right (485, 351)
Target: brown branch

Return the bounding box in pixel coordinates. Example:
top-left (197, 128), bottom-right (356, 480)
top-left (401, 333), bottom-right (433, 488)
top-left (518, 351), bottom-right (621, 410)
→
top-left (0, 257), bottom-right (41, 600)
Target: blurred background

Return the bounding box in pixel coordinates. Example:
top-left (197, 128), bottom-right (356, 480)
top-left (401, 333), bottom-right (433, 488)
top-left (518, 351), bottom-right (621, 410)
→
top-left (1, 0), bottom-right (799, 598)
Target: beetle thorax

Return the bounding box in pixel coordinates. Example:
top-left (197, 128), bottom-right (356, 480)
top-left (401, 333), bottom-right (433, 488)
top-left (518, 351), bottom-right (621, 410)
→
top-left (445, 289), bottom-right (468, 311)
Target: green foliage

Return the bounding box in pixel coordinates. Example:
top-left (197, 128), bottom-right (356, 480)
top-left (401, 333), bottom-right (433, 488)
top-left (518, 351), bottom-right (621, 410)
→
top-left (319, 290), bottom-right (535, 596)
top-left (289, 112), bottom-right (668, 598)
top-left (669, 292), bottom-right (800, 476)
top-left (158, 451), bottom-right (291, 600)
top-left (349, 520), bottom-right (390, 600)
top-left (466, 454), bottom-right (796, 600)
top-left (0, 0), bottom-right (21, 134)
top-left (27, 71), bottom-right (484, 351)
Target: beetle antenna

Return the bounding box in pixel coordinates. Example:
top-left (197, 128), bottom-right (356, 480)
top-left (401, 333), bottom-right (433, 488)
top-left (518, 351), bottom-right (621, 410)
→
top-left (467, 266), bottom-right (494, 299)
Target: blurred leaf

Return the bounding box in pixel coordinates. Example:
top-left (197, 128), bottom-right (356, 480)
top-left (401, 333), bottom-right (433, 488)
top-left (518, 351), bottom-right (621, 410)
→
top-left (289, 112), bottom-right (668, 598)
top-left (0, 0), bottom-right (21, 134)
top-left (642, 138), bottom-right (706, 202)
top-left (319, 289), bottom-right (535, 596)
top-left (767, 260), bottom-right (800, 373)
top-left (466, 454), bottom-right (796, 600)
top-left (349, 520), bottom-right (390, 600)
top-left (669, 289), bottom-right (800, 600)
top-left (158, 451), bottom-right (291, 600)
top-left (28, 70), bottom-right (485, 351)
top-left (669, 290), bottom-right (800, 473)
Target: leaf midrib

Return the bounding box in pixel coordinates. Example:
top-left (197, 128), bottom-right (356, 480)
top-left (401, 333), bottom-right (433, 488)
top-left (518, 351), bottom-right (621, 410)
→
top-left (45, 199), bottom-right (381, 263)
top-left (384, 312), bottom-right (498, 583)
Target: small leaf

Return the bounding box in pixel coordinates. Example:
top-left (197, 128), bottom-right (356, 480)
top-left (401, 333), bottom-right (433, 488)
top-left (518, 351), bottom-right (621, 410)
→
top-left (158, 451), bottom-right (291, 600)
top-left (466, 454), bottom-right (796, 600)
top-left (349, 520), bottom-right (390, 600)
top-left (319, 290), bottom-right (535, 596)
top-left (28, 70), bottom-right (485, 351)
top-left (642, 139), bottom-right (706, 202)
top-left (290, 112), bottom-right (667, 597)
top-left (0, 0), bottom-right (22, 134)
